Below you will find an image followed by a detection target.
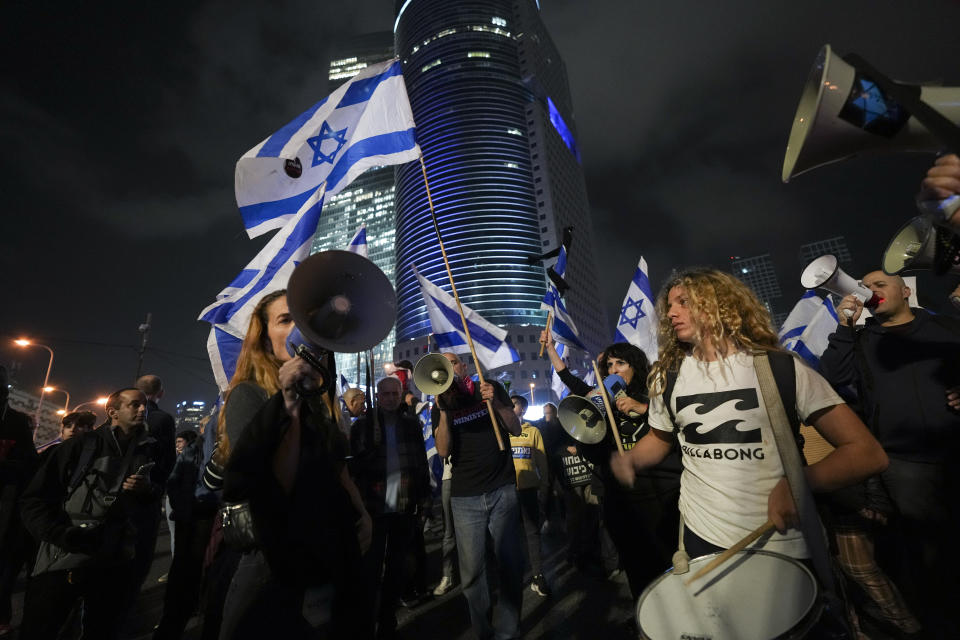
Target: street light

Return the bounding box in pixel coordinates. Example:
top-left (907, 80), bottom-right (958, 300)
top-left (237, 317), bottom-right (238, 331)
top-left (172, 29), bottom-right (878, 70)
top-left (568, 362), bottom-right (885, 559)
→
top-left (43, 386), bottom-right (70, 413)
top-left (14, 338), bottom-right (54, 430)
top-left (72, 397), bottom-right (109, 412)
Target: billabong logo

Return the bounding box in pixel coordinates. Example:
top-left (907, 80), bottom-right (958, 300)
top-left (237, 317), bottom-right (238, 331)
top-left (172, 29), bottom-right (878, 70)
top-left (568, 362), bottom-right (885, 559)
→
top-left (675, 389), bottom-right (761, 444)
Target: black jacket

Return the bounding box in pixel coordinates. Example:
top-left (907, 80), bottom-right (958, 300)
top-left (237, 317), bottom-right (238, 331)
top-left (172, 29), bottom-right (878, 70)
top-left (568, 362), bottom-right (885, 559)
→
top-left (21, 423), bottom-right (166, 574)
top-left (818, 308), bottom-right (960, 462)
top-left (0, 404), bottom-right (39, 545)
top-left (146, 399), bottom-right (176, 482)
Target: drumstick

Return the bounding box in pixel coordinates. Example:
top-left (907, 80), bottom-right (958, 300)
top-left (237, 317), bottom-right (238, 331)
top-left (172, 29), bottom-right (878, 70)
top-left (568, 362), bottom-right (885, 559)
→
top-left (592, 360), bottom-right (624, 455)
top-left (538, 312), bottom-right (553, 358)
top-left (684, 520), bottom-right (775, 585)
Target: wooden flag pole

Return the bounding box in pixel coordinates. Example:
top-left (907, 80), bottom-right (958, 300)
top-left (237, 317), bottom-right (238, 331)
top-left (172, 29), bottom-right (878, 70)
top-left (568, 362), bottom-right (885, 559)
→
top-left (538, 311), bottom-right (553, 358)
top-left (418, 156), bottom-right (505, 451)
top-left (592, 359), bottom-right (624, 456)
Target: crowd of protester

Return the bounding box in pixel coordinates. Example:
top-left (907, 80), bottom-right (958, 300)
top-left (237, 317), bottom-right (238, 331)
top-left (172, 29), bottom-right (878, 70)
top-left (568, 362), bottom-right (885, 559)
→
top-left (0, 158), bottom-right (957, 640)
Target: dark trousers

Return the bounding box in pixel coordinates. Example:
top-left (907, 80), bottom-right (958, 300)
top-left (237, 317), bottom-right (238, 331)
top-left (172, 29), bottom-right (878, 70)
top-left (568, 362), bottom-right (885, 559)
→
top-left (19, 564), bottom-right (133, 640)
top-left (202, 546), bottom-right (240, 640)
top-left (364, 513), bottom-right (417, 638)
top-left (517, 487), bottom-right (543, 575)
top-left (603, 485), bottom-right (679, 599)
top-left (0, 519), bottom-right (28, 624)
top-left (440, 478), bottom-right (457, 580)
top-left (154, 515), bottom-right (214, 640)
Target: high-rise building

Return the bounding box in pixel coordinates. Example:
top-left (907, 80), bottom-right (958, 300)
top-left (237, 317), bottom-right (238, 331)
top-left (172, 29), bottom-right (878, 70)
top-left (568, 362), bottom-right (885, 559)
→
top-left (175, 400), bottom-right (208, 432)
top-left (311, 32), bottom-right (398, 382)
top-left (392, 0), bottom-right (608, 393)
top-left (799, 236), bottom-right (853, 268)
top-left (731, 254), bottom-right (784, 324)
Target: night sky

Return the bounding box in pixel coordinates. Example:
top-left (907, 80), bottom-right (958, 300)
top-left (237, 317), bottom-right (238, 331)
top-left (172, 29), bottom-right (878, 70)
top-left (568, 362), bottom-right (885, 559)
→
top-left (3, 0), bottom-right (959, 413)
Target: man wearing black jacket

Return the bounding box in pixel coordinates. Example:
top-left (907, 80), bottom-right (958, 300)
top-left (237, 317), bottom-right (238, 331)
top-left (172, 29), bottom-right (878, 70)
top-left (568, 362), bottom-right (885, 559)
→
top-left (19, 388), bottom-right (167, 640)
top-left (819, 271), bottom-right (960, 636)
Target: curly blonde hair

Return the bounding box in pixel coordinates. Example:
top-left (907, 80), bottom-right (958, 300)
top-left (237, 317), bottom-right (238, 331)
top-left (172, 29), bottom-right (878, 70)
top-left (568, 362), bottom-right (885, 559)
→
top-left (648, 268), bottom-right (782, 396)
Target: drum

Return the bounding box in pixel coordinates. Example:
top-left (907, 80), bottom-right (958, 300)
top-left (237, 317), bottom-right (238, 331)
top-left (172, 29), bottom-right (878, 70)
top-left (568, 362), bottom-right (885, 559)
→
top-left (635, 550), bottom-right (820, 640)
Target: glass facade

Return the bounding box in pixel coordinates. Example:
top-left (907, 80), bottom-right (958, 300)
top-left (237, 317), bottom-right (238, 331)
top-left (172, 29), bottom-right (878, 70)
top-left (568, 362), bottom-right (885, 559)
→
top-left (393, 0), bottom-right (608, 363)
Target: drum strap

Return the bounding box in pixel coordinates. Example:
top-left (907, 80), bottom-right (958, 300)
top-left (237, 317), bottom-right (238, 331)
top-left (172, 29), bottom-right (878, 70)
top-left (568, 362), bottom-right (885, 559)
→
top-left (754, 352), bottom-right (839, 599)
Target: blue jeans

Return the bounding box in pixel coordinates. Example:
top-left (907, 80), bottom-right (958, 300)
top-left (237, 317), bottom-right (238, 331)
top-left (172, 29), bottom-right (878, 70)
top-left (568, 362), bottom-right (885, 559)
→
top-left (451, 484), bottom-right (524, 640)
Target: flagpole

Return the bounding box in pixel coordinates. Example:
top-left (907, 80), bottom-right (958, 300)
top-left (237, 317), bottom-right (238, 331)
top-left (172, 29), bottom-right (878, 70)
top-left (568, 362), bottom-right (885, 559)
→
top-left (538, 311), bottom-right (553, 358)
top-left (592, 360), bottom-right (624, 456)
top-left (418, 155), bottom-right (505, 451)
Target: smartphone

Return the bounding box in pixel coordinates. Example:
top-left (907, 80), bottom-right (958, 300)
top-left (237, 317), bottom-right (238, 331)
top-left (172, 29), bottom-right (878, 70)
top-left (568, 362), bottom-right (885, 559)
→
top-left (135, 462), bottom-right (155, 476)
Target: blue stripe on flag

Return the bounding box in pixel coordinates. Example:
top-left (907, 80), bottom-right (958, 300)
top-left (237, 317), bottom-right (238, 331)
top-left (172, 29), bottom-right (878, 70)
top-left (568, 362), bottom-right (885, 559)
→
top-left (326, 128), bottom-right (418, 192)
top-left (429, 294), bottom-right (504, 353)
top-left (792, 341), bottom-right (819, 367)
top-left (257, 96), bottom-right (329, 158)
top-left (228, 269), bottom-right (259, 290)
top-left (780, 325), bottom-right (807, 341)
top-left (203, 192), bottom-right (323, 325)
top-left (239, 187), bottom-right (317, 231)
top-left (434, 331), bottom-right (467, 349)
top-left (336, 61), bottom-right (404, 108)
top-left (632, 266), bottom-right (654, 299)
top-left (214, 326), bottom-right (243, 384)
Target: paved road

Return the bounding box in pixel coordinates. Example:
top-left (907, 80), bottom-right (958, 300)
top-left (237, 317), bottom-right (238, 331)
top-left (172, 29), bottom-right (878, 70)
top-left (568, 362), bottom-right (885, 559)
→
top-left (8, 519), bottom-right (639, 640)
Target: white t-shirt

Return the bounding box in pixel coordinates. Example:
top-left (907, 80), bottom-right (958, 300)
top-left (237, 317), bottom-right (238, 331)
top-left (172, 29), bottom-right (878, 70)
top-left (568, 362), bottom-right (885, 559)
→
top-left (648, 351), bottom-right (842, 558)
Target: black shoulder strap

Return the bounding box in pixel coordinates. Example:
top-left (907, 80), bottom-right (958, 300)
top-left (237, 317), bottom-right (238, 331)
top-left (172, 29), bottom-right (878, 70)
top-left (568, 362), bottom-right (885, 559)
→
top-left (766, 351), bottom-right (800, 438)
top-left (67, 433), bottom-right (99, 493)
top-left (663, 369), bottom-right (679, 425)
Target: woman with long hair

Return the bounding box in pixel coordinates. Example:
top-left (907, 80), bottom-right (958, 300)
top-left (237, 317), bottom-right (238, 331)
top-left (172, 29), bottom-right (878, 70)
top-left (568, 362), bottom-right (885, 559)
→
top-left (541, 331), bottom-right (681, 600)
top-left (216, 290), bottom-right (372, 640)
top-left (611, 268), bottom-right (887, 563)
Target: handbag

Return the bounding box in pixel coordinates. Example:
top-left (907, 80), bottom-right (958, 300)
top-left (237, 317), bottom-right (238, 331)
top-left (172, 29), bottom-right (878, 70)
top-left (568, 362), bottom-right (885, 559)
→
top-left (219, 501), bottom-right (259, 552)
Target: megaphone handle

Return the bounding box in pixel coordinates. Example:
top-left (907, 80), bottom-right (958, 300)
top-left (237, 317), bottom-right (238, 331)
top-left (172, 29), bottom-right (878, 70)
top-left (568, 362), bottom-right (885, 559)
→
top-left (592, 360), bottom-right (624, 456)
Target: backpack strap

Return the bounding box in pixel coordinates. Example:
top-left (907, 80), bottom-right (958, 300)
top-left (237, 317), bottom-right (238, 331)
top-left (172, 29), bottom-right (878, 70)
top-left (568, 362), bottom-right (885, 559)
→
top-left (663, 368), bottom-right (679, 425)
top-left (766, 351), bottom-right (802, 448)
top-left (67, 433), bottom-right (99, 493)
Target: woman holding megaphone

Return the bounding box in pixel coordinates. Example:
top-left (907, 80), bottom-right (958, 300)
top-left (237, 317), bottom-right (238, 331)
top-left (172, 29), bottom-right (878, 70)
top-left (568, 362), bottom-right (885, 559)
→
top-left (540, 330), bottom-right (681, 601)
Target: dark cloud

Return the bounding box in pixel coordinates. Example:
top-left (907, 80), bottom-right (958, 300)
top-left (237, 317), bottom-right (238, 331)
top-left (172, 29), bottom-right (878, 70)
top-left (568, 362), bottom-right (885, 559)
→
top-left (2, 0), bottom-right (958, 408)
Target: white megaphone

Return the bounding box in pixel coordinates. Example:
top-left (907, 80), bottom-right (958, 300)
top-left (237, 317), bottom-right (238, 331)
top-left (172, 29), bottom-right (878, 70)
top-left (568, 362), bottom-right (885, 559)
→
top-left (883, 215), bottom-right (960, 276)
top-left (801, 254), bottom-right (882, 317)
top-left (782, 44), bottom-right (960, 182)
top-left (413, 353), bottom-right (455, 396)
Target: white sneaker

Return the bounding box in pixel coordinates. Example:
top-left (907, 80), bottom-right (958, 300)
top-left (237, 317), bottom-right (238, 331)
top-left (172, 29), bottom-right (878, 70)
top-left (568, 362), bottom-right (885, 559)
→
top-left (433, 576), bottom-right (454, 596)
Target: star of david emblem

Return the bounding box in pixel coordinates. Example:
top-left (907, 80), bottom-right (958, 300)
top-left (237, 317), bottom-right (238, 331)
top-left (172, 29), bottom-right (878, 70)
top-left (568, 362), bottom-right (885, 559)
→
top-left (619, 296), bottom-right (646, 329)
top-left (306, 121), bottom-right (348, 167)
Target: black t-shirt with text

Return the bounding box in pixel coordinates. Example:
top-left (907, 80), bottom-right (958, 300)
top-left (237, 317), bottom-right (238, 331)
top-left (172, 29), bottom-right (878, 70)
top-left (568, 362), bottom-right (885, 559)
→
top-left (441, 382), bottom-right (515, 497)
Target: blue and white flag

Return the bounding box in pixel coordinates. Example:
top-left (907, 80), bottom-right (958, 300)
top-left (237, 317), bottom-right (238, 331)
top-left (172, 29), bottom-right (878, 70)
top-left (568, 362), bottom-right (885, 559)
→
top-left (540, 244), bottom-right (586, 350)
top-left (614, 256), bottom-right (659, 362)
top-left (778, 290), bottom-right (839, 367)
top-left (199, 186), bottom-right (326, 391)
top-left (418, 403), bottom-right (442, 491)
top-left (347, 224), bottom-right (367, 258)
top-left (236, 59), bottom-right (421, 238)
top-left (550, 342), bottom-right (571, 402)
top-left (414, 266), bottom-right (520, 371)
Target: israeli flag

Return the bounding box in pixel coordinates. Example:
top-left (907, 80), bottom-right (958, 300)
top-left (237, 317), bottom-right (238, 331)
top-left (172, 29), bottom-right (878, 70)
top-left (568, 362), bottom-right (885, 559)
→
top-left (614, 257), bottom-right (659, 362)
top-left (540, 244), bottom-right (586, 350)
top-left (347, 224), bottom-right (368, 258)
top-left (550, 342), bottom-right (571, 402)
top-left (413, 266), bottom-right (520, 371)
top-left (199, 186), bottom-right (326, 391)
top-left (236, 59), bottom-right (421, 238)
top-left (778, 290), bottom-right (839, 367)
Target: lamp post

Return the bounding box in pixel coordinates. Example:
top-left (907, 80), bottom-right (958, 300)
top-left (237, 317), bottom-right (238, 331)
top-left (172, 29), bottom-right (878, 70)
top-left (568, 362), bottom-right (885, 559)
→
top-left (71, 397), bottom-right (109, 413)
top-left (43, 386), bottom-right (70, 414)
top-left (14, 339), bottom-right (54, 431)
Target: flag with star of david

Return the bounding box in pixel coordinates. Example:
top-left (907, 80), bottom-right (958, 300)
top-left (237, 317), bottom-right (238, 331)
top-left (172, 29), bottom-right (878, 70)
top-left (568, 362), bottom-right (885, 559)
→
top-left (236, 59), bottom-right (421, 238)
top-left (540, 243), bottom-right (587, 350)
top-left (614, 256), bottom-right (658, 361)
top-left (778, 290), bottom-right (838, 367)
top-left (199, 185), bottom-right (325, 391)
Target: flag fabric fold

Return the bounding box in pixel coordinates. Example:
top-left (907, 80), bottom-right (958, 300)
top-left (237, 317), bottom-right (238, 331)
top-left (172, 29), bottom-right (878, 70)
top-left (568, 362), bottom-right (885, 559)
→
top-left (778, 290), bottom-right (839, 367)
top-left (413, 266), bottom-right (520, 371)
top-left (540, 244), bottom-right (586, 350)
top-left (550, 342), bottom-right (571, 403)
top-left (614, 256), bottom-right (659, 362)
top-left (199, 186), bottom-right (326, 391)
top-left (347, 224), bottom-right (368, 257)
top-left (236, 59), bottom-right (420, 238)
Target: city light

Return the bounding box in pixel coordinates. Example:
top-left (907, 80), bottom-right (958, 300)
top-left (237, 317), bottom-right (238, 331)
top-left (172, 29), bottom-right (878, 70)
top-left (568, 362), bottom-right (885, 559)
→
top-left (43, 386), bottom-right (55, 392)
top-left (97, 397), bottom-right (108, 405)
top-left (14, 339), bottom-right (30, 347)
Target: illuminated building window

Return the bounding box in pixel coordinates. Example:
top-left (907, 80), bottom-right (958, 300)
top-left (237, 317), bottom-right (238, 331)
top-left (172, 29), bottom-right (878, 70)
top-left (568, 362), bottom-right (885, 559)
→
top-left (422, 59), bottom-right (442, 72)
top-left (467, 51), bottom-right (490, 58)
top-left (504, 162), bottom-right (519, 168)
top-left (492, 16), bottom-right (507, 27)
top-left (506, 128), bottom-right (523, 136)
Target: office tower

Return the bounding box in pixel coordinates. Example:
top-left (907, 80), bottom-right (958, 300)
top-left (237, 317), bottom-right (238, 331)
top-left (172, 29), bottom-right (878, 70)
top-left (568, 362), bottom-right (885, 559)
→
top-left (731, 254), bottom-right (784, 324)
top-left (392, 0), bottom-right (608, 398)
top-left (799, 236), bottom-right (853, 268)
top-left (310, 32), bottom-right (398, 382)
